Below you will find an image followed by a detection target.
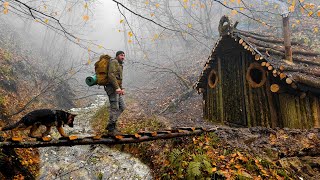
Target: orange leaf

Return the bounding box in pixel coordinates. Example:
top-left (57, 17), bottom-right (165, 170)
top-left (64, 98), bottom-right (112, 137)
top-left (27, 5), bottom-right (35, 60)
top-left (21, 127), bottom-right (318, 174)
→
top-left (3, 8), bottom-right (8, 14)
top-left (3, 1), bottom-right (9, 8)
top-left (231, 9), bottom-right (238, 15)
top-left (83, 15), bottom-right (89, 21)
top-left (288, 5), bottom-right (295, 12)
top-left (219, 155), bottom-right (225, 160)
top-left (317, 11), bottom-right (320, 17)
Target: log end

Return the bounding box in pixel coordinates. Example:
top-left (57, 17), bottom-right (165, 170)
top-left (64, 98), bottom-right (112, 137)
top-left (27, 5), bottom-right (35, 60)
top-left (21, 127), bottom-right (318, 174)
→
top-left (69, 135), bottom-right (78, 141)
top-left (93, 135), bottom-right (102, 140)
top-left (134, 133), bottom-right (141, 138)
top-left (41, 136), bottom-right (52, 142)
top-left (270, 84), bottom-right (280, 93)
top-left (11, 136), bottom-right (23, 142)
top-left (286, 78), bottom-right (293, 84)
top-left (115, 135), bottom-right (124, 140)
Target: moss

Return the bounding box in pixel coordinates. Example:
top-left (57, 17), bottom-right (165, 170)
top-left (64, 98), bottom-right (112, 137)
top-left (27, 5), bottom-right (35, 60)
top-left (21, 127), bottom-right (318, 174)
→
top-left (97, 172), bottom-right (103, 180)
top-left (276, 169), bottom-right (290, 180)
top-left (122, 115), bottom-right (166, 134)
top-left (260, 159), bottom-right (272, 169)
top-left (0, 95), bottom-right (5, 106)
top-left (244, 159), bottom-right (259, 172)
top-left (0, 65), bottom-right (13, 78)
top-left (91, 105), bottom-right (109, 132)
top-left (3, 51), bottom-right (12, 61)
top-left (235, 174), bottom-right (251, 180)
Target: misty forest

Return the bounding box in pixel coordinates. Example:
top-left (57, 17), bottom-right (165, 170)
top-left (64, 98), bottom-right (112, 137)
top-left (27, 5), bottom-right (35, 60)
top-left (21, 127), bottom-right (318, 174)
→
top-left (0, 0), bottom-right (320, 179)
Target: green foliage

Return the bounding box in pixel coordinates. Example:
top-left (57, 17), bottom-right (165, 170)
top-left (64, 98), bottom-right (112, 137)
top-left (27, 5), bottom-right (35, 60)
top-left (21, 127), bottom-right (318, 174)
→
top-left (91, 105), bottom-right (109, 131)
top-left (169, 149), bottom-right (183, 164)
top-left (277, 169), bottom-right (290, 180)
top-left (97, 172), bottom-right (103, 180)
top-left (260, 159), bottom-right (272, 169)
top-left (122, 115), bottom-right (165, 134)
top-left (0, 65), bottom-right (13, 78)
top-left (3, 50), bottom-right (12, 61)
top-left (162, 134), bottom-right (217, 179)
top-left (187, 161), bottom-right (201, 179)
top-left (244, 159), bottom-right (259, 172)
top-left (235, 174), bottom-right (251, 180)
top-left (0, 95), bottom-right (5, 106)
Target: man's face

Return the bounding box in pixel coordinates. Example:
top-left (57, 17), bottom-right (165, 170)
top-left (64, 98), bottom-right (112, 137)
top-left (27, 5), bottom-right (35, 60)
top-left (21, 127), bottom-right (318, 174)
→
top-left (117, 53), bottom-right (125, 61)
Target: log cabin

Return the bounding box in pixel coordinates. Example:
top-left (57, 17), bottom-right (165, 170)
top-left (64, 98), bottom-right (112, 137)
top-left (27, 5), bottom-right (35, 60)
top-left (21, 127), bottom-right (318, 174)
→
top-left (195, 16), bottom-right (320, 129)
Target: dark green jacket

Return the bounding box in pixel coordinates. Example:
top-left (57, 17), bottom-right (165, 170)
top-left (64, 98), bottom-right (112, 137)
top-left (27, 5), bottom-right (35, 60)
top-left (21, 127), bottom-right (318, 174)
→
top-left (108, 59), bottom-right (123, 89)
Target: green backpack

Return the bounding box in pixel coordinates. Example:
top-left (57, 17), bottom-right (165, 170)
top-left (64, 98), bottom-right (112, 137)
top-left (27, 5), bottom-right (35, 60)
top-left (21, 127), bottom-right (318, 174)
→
top-left (94, 54), bottom-right (112, 85)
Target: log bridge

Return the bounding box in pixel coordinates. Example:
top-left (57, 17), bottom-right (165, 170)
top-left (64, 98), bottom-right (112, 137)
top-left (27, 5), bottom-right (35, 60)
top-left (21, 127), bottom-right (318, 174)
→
top-left (0, 127), bottom-right (213, 148)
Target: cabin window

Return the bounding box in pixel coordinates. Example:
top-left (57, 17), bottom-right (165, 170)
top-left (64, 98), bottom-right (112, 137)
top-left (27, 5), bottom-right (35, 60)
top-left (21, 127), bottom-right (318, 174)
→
top-left (208, 69), bottom-right (218, 89)
top-left (246, 63), bottom-right (266, 88)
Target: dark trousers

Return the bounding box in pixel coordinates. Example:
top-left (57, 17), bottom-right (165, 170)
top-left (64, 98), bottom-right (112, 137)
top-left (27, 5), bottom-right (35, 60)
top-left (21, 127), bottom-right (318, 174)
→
top-left (104, 85), bottom-right (126, 131)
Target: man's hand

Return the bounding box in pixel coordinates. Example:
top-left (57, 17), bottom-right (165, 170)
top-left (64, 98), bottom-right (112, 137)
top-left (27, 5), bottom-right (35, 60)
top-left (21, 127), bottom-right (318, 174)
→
top-left (116, 88), bottom-right (125, 95)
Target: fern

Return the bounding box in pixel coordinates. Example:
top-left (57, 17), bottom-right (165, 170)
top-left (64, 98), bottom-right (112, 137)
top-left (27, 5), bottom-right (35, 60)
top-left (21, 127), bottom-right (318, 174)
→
top-left (187, 161), bottom-right (201, 178)
top-left (193, 154), bottom-right (205, 162)
top-left (202, 160), bottom-right (213, 174)
top-left (169, 148), bottom-right (182, 164)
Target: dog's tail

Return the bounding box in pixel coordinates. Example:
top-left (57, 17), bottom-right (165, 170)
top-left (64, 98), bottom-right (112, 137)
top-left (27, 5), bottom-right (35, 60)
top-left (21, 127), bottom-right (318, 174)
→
top-left (1, 122), bottom-right (20, 131)
top-left (0, 121), bottom-right (21, 131)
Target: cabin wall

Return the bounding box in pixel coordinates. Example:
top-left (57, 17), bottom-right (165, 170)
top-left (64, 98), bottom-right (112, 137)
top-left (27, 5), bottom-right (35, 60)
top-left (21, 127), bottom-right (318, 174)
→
top-left (277, 93), bottom-right (320, 129)
top-left (204, 58), bottom-right (222, 123)
top-left (203, 48), bottom-right (319, 129)
top-left (241, 52), bottom-right (274, 128)
top-left (205, 49), bottom-right (273, 127)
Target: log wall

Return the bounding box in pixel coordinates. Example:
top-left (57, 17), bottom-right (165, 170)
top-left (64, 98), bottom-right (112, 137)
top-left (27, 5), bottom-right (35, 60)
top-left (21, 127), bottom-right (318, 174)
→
top-left (204, 49), bottom-right (319, 129)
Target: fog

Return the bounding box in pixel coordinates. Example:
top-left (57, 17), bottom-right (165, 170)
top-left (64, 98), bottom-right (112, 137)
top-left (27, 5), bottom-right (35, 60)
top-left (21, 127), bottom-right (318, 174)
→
top-left (0, 0), bottom-right (128, 102)
top-left (0, 0), bottom-right (319, 105)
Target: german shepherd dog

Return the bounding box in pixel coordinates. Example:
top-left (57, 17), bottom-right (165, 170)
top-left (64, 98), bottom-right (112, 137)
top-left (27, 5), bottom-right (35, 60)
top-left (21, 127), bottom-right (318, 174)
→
top-left (0, 109), bottom-right (76, 138)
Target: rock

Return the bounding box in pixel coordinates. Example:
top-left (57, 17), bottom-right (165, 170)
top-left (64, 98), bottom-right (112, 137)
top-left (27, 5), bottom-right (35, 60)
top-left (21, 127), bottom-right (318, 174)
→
top-left (39, 95), bottom-right (152, 179)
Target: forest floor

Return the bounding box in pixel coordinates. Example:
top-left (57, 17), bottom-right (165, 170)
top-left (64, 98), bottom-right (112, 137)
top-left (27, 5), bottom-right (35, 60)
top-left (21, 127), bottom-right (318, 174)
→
top-left (107, 92), bottom-right (320, 180)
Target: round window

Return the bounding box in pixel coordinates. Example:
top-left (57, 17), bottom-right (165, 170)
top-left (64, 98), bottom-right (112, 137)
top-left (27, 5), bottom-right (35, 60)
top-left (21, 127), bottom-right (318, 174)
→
top-left (246, 63), bottom-right (266, 88)
top-left (208, 70), bottom-right (218, 89)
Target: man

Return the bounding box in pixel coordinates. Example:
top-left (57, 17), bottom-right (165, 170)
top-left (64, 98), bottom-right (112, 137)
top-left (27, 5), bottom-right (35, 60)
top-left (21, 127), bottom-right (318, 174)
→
top-left (104, 51), bottom-right (126, 135)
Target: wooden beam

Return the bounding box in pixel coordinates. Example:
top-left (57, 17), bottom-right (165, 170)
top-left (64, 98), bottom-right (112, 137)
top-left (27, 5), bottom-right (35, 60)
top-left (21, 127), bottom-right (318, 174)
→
top-left (282, 15), bottom-right (293, 62)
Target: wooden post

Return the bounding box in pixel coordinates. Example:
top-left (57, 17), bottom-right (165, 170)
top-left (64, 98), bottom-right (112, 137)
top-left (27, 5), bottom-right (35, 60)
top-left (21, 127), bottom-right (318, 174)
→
top-left (282, 15), bottom-right (293, 62)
